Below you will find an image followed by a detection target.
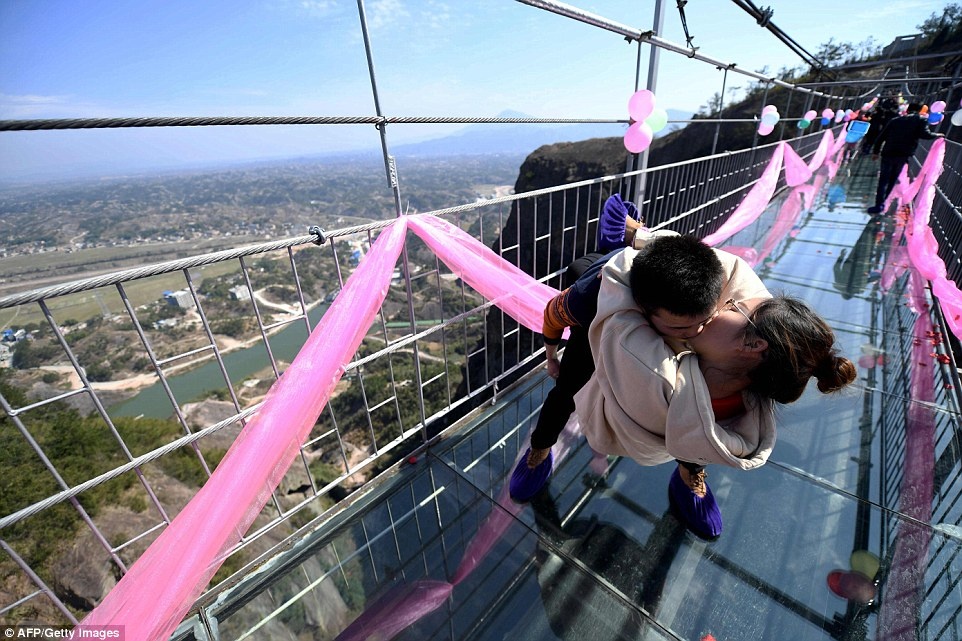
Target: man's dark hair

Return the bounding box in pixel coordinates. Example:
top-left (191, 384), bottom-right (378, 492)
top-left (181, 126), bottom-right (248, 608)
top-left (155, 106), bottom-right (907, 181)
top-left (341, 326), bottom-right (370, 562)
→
top-left (906, 102), bottom-right (922, 114)
top-left (629, 235), bottom-right (724, 316)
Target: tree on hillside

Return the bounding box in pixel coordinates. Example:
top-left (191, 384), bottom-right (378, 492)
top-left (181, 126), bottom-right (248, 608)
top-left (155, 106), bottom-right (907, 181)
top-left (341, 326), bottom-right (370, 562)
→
top-left (814, 38), bottom-right (855, 67)
top-left (918, 4), bottom-right (962, 40)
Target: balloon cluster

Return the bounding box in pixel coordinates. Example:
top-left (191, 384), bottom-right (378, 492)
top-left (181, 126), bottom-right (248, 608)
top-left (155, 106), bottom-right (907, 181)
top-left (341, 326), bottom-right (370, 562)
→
top-left (757, 104), bottom-right (780, 135)
top-left (624, 90), bottom-right (669, 153)
top-left (796, 109), bottom-right (817, 129)
top-left (826, 550), bottom-right (881, 605)
top-left (820, 108), bottom-right (833, 125)
top-left (928, 100), bottom-right (947, 126)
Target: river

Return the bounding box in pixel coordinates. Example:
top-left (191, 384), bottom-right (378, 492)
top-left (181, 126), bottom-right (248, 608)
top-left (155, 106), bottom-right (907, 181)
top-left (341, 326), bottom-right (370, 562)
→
top-left (109, 304), bottom-right (329, 419)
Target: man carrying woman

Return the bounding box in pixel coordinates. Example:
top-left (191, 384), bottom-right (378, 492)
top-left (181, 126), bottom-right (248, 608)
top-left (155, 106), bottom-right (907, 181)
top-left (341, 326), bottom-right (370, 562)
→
top-left (512, 194), bottom-right (856, 540)
top-left (576, 241), bottom-right (856, 539)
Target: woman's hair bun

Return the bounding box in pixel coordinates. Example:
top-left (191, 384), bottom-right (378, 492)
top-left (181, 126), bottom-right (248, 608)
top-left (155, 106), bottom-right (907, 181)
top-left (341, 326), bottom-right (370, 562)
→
top-left (815, 355), bottom-right (857, 393)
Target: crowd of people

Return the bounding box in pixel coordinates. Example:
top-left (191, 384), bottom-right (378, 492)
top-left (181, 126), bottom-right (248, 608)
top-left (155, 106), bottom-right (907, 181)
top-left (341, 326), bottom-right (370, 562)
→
top-left (852, 96), bottom-right (945, 214)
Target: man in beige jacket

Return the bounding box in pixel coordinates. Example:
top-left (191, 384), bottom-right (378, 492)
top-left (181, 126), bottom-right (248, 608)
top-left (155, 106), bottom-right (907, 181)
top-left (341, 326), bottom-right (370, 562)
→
top-left (574, 231), bottom-right (773, 540)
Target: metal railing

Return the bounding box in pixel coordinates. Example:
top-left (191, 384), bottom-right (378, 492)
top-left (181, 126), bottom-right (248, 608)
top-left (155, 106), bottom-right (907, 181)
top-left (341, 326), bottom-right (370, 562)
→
top-left (0, 132), bottom-right (830, 623)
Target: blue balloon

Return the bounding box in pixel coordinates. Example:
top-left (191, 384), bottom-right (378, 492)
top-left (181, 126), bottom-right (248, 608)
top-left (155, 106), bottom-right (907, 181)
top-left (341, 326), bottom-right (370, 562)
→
top-left (929, 113), bottom-right (944, 125)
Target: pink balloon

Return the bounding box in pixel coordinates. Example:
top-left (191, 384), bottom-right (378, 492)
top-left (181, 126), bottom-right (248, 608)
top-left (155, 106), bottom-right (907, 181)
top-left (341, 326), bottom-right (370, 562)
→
top-left (624, 121), bottom-right (654, 153)
top-left (757, 123), bottom-right (775, 136)
top-left (827, 570), bottom-right (876, 604)
top-left (931, 100), bottom-right (946, 113)
top-left (858, 354), bottom-right (877, 369)
top-left (762, 104), bottom-right (778, 115)
top-left (822, 108), bottom-right (834, 118)
top-left (804, 110), bottom-right (817, 121)
top-left (628, 90), bottom-right (656, 122)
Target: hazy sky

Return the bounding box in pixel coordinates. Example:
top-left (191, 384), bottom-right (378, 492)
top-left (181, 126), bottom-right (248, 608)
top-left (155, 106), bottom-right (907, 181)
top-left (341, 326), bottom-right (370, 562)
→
top-left (0, 0), bottom-right (945, 182)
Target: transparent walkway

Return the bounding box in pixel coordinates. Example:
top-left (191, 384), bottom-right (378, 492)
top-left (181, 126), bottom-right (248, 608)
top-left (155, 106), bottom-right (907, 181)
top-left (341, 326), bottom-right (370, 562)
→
top-left (188, 156), bottom-right (962, 641)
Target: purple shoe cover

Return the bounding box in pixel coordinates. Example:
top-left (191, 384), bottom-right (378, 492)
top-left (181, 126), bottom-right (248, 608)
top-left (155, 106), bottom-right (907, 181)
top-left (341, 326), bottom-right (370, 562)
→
top-left (597, 194), bottom-right (640, 253)
top-left (667, 467), bottom-right (723, 540)
top-left (509, 448), bottom-right (554, 502)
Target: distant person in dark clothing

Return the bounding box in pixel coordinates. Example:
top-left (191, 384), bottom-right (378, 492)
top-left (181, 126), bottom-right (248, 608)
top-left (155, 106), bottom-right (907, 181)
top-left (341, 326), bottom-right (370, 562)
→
top-left (868, 102), bottom-right (943, 214)
top-left (860, 97), bottom-right (897, 155)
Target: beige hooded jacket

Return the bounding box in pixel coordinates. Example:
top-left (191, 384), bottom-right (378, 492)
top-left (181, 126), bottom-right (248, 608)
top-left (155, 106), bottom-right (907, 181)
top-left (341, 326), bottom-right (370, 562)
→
top-left (573, 232), bottom-right (776, 469)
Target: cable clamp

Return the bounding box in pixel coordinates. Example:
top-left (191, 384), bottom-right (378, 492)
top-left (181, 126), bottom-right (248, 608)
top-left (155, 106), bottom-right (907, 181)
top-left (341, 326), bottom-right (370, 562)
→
top-left (309, 225), bottom-right (326, 245)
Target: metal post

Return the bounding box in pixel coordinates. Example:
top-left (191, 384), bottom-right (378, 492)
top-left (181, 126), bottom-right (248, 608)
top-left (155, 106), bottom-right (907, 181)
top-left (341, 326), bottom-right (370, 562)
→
top-left (356, 0), bottom-right (429, 437)
top-left (779, 88), bottom-right (793, 141)
top-left (797, 92), bottom-right (814, 139)
top-left (630, 0), bottom-right (665, 212)
top-left (945, 62), bottom-right (961, 137)
top-left (711, 65), bottom-right (730, 155)
top-left (750, 81), bottom-right (772, 153)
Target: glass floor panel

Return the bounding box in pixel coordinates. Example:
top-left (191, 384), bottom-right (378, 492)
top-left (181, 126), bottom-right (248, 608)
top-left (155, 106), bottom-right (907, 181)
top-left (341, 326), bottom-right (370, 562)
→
top-left (192, 155), bottom-right (962, 640)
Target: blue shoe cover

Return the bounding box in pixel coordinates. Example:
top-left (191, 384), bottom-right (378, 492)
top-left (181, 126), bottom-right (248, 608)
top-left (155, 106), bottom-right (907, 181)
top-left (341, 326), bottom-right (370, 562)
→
top-left (509, 448), bottom-right (553, 502)
top-left (667, 467), bottom-right (723, 540)
top-left (597, 194), bottom-right (641, 253)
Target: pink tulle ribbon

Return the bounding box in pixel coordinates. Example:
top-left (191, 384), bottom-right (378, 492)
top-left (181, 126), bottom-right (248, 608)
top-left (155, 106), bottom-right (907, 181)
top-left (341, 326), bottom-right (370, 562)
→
top-left (82, 218), bottom-right (411, 638)
top-left (877, 273), bottom-right (936, 641)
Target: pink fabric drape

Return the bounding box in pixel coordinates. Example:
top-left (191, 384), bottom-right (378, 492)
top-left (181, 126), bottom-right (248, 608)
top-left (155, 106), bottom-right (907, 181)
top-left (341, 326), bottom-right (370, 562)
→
top-left (407, 215), bottom-right (559, 333)
top-left (702, 144), bottom-right (785, 247)
top-left (901, 140), bottom-right (962, 342)
top-left (83, 213), bottom-right (565, 640)
top-left (782, 141), bottom-right (813, 187)
top-left (722, 178), bottom-right (811, 268)
top-left (703, 132), bottom-right (842, 249)
top-left (877, 272), bottom-right (936, 641)
top-left (82, 222), bottom-right (410, 638)
top-left (805, 130), bottom-right (833, 175)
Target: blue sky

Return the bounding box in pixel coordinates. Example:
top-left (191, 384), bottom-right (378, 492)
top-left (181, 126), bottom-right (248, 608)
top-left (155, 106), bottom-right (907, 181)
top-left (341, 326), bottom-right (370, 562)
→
top-left (0, 0), bottom-right (945, 183)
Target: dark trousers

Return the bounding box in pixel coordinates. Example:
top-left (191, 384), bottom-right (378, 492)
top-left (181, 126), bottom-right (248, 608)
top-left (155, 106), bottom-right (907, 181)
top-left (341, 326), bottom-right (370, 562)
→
top-left (530, 252), bottom-right (603, 450)
top-left (875, 155), bottom-right (908, 207)
top-left (530, 327), bottom-right (594, 449)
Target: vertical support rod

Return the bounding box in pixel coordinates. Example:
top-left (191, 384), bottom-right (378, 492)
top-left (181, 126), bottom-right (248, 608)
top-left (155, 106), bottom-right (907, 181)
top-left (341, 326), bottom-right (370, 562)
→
top-left (750, 81), bottom-right (772, 157)
top-left (630, 0), bottom-right (665, 212)
top-left (711, 66), bottom-right (729, 155)
top-left (356, 0), bottom-right (429, 437)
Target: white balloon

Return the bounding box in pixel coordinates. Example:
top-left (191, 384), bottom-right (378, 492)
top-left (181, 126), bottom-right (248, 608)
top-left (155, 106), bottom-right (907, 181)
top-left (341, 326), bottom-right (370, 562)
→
top-left (761, 112), bottom-right (780, 126)
top-left (951, 110), bottom-right (962, 127)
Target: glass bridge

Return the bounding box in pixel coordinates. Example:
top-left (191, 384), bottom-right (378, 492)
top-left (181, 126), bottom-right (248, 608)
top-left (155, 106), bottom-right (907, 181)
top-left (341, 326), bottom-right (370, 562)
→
top-left (166, 149), bottom-right (962, 641)
top-left (1, 2), bottom-right (961, 640)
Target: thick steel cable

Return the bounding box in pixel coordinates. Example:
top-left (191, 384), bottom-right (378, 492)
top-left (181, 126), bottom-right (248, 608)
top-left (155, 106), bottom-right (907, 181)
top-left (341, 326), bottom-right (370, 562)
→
top-left (729, 0), bottom-right (827, 72)
top-left (0, 115), bottom-right (620, 132)
top-left (515, 0), bottom-right (844, 99)
top-left (0, 234), bottom-right (318, 307)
